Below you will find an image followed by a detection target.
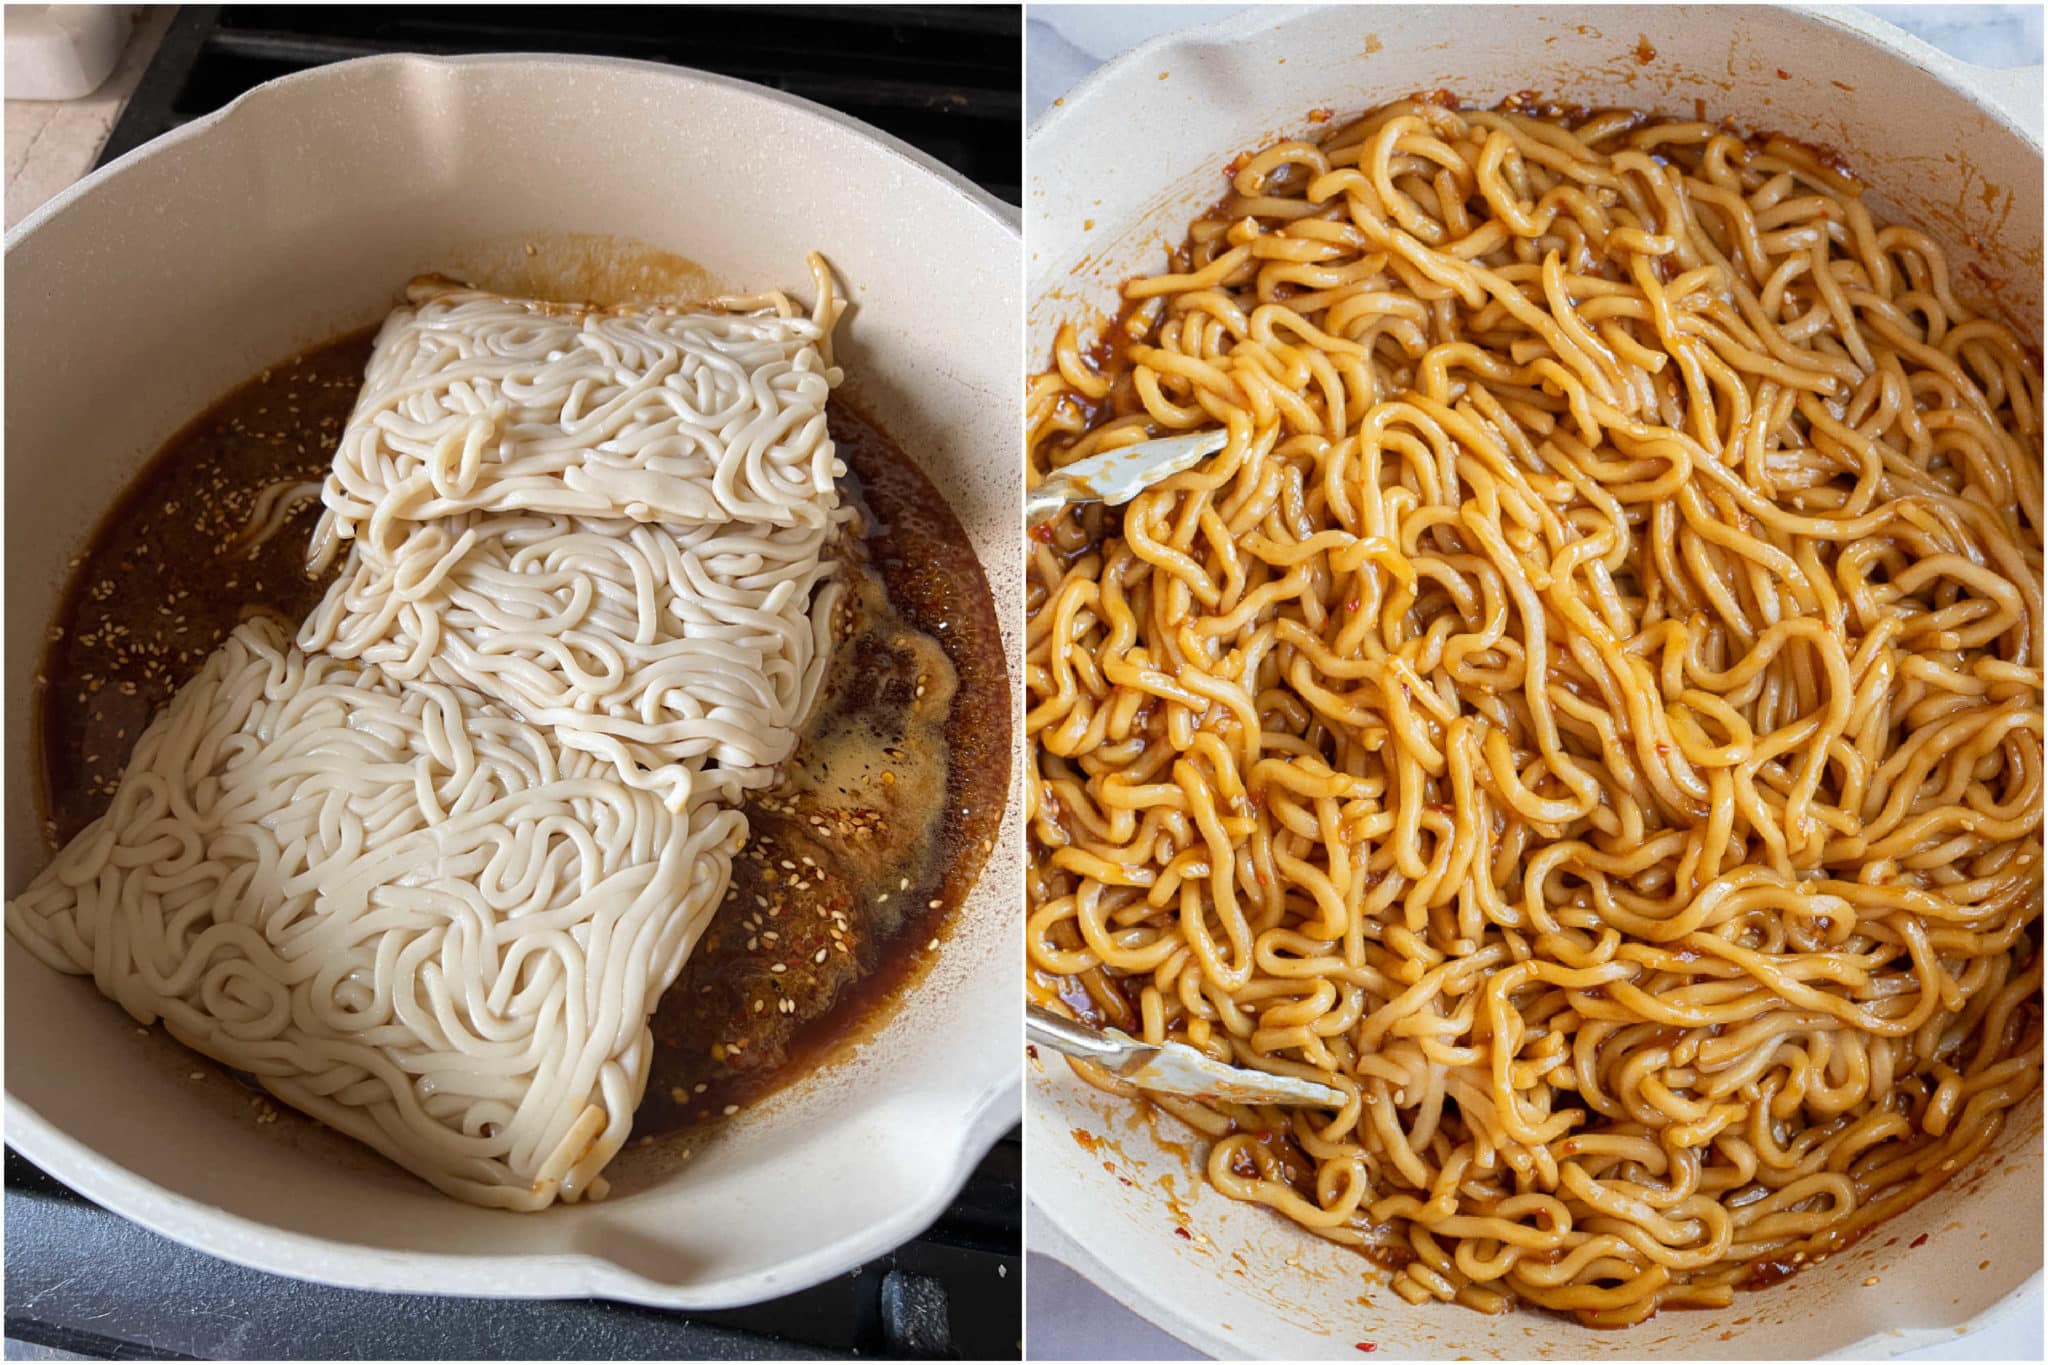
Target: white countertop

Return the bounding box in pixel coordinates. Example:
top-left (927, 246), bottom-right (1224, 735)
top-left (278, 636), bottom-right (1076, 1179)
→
top-left (1028, 4), bottom-right (2043, 122)
top-left (1023, 4), bottom-right (2045, 1360)
top-left (3, 6), bottom-right (173, 230)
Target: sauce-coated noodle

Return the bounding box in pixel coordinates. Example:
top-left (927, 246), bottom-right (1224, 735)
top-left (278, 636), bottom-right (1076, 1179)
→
top-left (1026, 100), bottom-right (2043, 1324)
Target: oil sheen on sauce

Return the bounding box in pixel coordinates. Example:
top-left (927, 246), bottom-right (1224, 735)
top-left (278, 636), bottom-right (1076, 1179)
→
top-left (36, 329), bottom-right (1010, 1141)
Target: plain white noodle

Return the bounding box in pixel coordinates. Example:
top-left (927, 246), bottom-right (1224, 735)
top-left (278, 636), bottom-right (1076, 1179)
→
top-left (8, 259), bottom-right (851, 1207)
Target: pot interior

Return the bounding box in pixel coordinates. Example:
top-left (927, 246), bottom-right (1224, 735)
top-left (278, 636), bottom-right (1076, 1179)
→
top-left (5, 53), bottom-right (1020, 1303)
top-left (1025, 5), bottom-right (2043, 1356)
top-left (1030, 4), bottom-right (2043, 354)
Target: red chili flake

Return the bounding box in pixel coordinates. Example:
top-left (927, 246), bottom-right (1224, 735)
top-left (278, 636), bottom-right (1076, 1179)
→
top-left (1254, 1130), bottom-right (1271, 1143)
top-left (1308, 107), bottom-right (1334, 123)
top-left (1030, 522), bottom-right (1056, 543)
top-left (1026, 1044), bottom-right (1039, 1060)
top-left (1911, 1233), bottom-right (1930, 1248)
top-left (1776, 68), bottom-right (1792, 79)
top-left (1344, 597), bottom-right (1361, 613)
top-left (1174, 1226), bottom-right (1193, 1240)
top-left (1355, 1344), bottom-right (1379, 1354)
top-left (1655, 742), bottom-right (1671, 756)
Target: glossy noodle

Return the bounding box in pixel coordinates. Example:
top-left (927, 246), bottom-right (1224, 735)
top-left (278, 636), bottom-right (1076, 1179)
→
top-left (1026, 100), bottom-right (2043, 1324)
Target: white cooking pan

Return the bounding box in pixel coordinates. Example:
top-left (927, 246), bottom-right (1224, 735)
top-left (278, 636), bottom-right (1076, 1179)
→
top-left (5, 53), bottom-right (1021, 1308)
top-left (1026, 5), bottom-right (2043, 1358)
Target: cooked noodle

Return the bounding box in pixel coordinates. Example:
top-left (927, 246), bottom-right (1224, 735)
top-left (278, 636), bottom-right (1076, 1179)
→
top-left (1026, 99), bottom-right (2043, 1324)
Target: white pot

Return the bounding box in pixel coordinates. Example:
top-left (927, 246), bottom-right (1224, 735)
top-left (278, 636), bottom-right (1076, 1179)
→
top-left (1026, 5), bottom-right (2042, 1358)
top-left (5, 52), bottom-right (1022, 1309)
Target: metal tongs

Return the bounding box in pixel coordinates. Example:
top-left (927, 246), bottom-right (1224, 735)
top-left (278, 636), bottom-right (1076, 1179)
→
top-left (1025, 429), bottom-right (1226, 527)
top-left (1027, 1004), bottom-right (1346, 1108)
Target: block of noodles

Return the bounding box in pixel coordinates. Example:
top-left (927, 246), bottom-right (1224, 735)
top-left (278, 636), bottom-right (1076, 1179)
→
top-left (310, 262), bottom-right (846, 551)
top-left (5, 617), bottom-right (743, 1210)
top-left (300, 265), bottom-right (853, 807)
top-left (300, 508), bottom-right (845, 809)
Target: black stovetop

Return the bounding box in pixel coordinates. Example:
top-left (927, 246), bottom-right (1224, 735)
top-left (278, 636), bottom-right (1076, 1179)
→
top-left (6, 6), bottom-right (1020, 1360)
top-left (5, 1141), bottom-right (1019, 1361)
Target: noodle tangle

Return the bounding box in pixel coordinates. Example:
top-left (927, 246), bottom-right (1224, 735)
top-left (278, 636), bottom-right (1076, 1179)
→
top-left (1026, 100), bottom-right (2043, 1324)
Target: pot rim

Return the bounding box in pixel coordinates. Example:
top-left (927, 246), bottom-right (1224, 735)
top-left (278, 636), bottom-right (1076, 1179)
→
top-left (1026, 4), bottom-right (2043, 149)
top-left (5, 48), bottom-right (1022, 1310)
top-left (1023, 4), bottom-right (2045, 1356)
top-left (7, 48), bottom-right (1023, 255)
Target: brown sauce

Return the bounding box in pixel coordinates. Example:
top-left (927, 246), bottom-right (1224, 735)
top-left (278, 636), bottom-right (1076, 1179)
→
top-left (638, 404), bottom-right (1010, 1130)
top-left (35, 332), bottom-right (1010, 1139)
top-left (37, 333), bottom-right (373, 842)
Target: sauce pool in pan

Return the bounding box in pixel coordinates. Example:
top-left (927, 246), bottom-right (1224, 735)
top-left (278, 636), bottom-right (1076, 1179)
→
top-left (35, 327), bottom-right (1010, 1147)
top-left (641, 392), bottom-right (1011, 1132)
